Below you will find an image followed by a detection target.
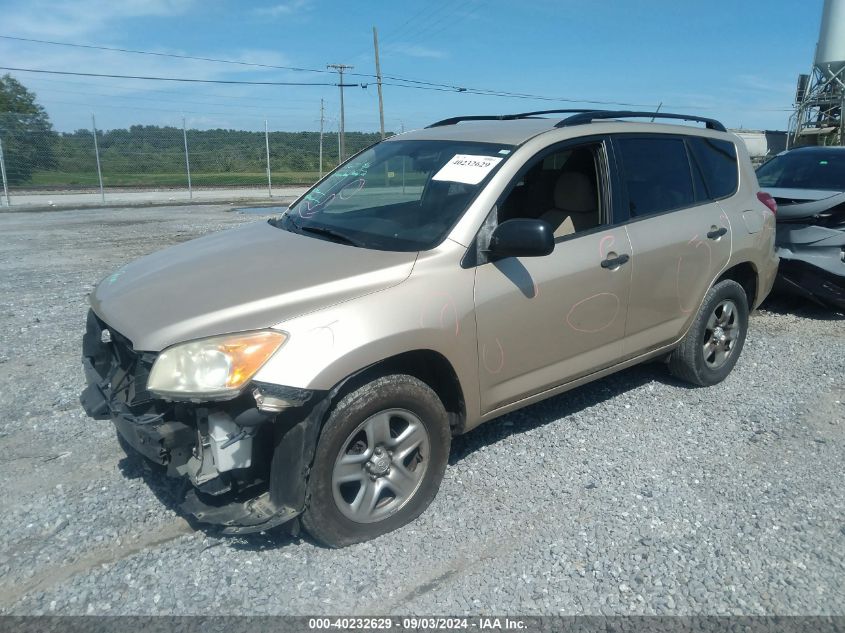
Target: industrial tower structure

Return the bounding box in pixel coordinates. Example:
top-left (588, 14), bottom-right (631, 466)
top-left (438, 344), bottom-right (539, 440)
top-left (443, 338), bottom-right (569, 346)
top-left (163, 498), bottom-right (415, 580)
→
top-left (789, 0), bottom-right (845, 147)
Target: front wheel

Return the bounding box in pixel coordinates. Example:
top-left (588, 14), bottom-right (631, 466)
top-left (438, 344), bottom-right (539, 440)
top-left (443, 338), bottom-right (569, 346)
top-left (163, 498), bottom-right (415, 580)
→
top-left (669, 279), bottom-right (749, 386)
top-left (301, 374), bottom-right (451, 548)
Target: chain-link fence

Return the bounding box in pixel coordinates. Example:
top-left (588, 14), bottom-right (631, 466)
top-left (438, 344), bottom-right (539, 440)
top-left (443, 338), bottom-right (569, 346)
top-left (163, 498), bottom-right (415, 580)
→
top-left (0, 112), bottom-right (384, 207)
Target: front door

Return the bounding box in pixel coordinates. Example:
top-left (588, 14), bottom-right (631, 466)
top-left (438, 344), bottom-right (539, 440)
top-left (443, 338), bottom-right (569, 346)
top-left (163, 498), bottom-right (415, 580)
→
top-left (473, 140), bottom-right (633, 413)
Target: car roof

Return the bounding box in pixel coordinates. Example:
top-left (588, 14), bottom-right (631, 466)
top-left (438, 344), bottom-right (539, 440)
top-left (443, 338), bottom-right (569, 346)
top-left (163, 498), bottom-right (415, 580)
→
top-left (389, 119), bottom-right (557, 146)
top-left (390, 112), bottom-right (730, 146)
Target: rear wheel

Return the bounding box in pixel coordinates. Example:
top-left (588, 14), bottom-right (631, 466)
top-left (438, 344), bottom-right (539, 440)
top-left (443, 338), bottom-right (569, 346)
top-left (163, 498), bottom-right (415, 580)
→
top-left (301, 374), bottom-right (450, 548)
top-left (669, 279), bottom-right (749, 386)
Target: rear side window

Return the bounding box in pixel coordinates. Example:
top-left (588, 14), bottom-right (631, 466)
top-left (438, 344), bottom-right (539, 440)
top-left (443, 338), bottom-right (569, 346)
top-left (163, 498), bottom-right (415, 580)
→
top-left (687, 138), bottom-right (738, 199)
top-left (616, 137), bottom-right (694, 218)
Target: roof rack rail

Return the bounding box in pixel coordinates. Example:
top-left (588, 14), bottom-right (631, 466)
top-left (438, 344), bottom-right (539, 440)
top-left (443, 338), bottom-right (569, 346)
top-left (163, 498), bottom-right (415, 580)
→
top-left (426, 109), bottom-right (595, 128)
top-left (556, 111), bottom-right (726, 132)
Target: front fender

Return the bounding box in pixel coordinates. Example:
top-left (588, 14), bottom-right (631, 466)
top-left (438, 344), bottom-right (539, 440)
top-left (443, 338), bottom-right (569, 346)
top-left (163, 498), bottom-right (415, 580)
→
top-left (253, 252), bottom-right (482, 424)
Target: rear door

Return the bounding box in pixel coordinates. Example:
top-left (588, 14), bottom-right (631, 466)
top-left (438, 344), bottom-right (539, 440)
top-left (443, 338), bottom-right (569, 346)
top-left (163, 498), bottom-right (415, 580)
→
top-left (613, 134), bottom-right (732, 357)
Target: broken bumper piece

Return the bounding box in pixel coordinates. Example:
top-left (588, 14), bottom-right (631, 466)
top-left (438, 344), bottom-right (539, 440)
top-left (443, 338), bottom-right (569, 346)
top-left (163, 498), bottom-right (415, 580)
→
top-left (79, 309), bottom-right (328, 535)
top-left (776, 258), bottom-right (845, 310)
top-left (775, 223), bottom-right (845, 310)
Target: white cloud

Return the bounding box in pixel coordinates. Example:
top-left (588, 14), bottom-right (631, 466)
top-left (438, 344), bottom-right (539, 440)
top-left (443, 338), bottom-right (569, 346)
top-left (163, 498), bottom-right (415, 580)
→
top-left (252, 0), bottom-right (312, 18)
top-left (0, 40), bottom-right (312, 130)
top-left (0, 43), bottom-right (296, 84)
top-left (2, 0), bottom-right (195, 39)
top-left (0, 0), bottom-right (325, 131)
top-left (734, 74), bottom-right (792, 93)
top-left (384, 43), bottom-right (447, 60)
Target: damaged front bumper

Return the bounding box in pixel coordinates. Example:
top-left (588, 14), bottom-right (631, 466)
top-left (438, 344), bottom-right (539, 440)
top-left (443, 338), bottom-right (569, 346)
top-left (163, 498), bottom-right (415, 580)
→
top-left (79, 310), bottom-right (329, 534)
top-left (775, 224), bottom-right (845, 310)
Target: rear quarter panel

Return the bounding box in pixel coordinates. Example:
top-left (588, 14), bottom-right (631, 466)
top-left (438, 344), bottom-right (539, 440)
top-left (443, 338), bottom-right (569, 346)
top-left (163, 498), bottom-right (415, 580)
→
top-left (723, 138), bottom-right (778, 308)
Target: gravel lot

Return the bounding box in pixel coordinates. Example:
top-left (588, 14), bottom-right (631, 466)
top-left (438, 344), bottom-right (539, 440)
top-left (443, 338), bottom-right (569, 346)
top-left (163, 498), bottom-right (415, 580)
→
top-left (0, 205), bottom-right (843, 616)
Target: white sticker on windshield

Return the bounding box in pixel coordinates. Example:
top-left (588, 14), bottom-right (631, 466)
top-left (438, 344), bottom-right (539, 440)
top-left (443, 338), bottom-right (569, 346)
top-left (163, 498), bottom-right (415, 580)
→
top-left (432, 154), bottom-right (503, 185)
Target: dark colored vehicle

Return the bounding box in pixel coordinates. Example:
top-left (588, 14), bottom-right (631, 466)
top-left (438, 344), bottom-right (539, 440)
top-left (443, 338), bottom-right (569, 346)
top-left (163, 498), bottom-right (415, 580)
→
top-left (757, 146), bottom-right (845, 310)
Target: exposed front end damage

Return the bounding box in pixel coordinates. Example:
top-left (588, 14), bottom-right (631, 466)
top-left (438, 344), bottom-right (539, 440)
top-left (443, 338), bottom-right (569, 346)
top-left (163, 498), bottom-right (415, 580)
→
top-left (79, 309), bottom-right (329, 534)
top-left (773, 191), bottom-right (845, 310)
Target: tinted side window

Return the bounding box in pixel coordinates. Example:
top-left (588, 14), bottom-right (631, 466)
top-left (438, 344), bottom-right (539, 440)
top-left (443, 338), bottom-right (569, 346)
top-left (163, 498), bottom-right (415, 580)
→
top-left (498, 144), bottom-right (604, 237)
top-left (687, 138), bottom-right (738, 199)
top-left (616, 137), bottom-right (694, 218)
top-left (689, 154), bottom-right (710, 203)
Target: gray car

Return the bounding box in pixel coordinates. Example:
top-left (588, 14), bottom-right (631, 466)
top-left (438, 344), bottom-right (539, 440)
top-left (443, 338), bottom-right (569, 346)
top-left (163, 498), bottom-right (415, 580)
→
top-left (756, 145), bottom-right (845, 310)
top-left (80, 109), bottom-right (779, 547)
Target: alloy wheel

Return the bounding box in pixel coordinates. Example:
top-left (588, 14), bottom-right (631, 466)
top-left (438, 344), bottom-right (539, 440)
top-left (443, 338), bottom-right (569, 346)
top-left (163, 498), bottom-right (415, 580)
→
top-left (331, 409), bottom-right (430, 523)
top-left (703, 299), bottom-right (739, 369)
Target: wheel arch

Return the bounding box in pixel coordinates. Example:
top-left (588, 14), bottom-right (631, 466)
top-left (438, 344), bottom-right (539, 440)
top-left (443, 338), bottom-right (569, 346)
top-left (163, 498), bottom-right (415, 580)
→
top-left (715, 261), bottom-right (759, 309)
top-left (326, 349), bottom-right (467, 436)
top-left (266, 348), bottom-right (466, 522)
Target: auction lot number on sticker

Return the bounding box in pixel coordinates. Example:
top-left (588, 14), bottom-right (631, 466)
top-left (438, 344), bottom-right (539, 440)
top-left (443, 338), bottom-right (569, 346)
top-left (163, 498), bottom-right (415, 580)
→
top-left (432, 154), bottom-right (503, 185)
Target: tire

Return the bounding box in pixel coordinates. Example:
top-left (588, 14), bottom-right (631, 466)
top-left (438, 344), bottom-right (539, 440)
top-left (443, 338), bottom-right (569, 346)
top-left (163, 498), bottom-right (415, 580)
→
top-left (668, 279), bottom-right (749, 387)
top-left (301, 374), bottom-right (451, 548)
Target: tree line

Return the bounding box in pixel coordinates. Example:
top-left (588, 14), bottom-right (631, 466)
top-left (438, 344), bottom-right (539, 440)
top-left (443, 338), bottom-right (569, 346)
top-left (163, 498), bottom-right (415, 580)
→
top-left (53, 126), bottom-right (383, 175)
top-left (0, 74), bottom-right (384, 185)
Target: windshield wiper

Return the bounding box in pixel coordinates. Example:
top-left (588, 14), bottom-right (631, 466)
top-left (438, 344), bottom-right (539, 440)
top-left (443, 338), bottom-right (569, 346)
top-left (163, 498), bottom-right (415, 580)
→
top-left (277, 213), bottom-right (300, 231)
top-left (298, 225), bottom-right (363, 247)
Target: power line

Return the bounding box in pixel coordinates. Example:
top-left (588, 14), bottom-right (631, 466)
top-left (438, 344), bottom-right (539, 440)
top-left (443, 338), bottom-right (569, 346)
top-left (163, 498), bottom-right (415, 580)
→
top-left (346, 0), bottom-right (453, 58)
top-left (0, 64), bottom-right (647, 106)
top-left (24, 84), bottom-right (325, 114)
top-left (0, 66), bottom-right (355, 86)
top-left (0, 34), bottom-right (337, 76)
top-left (20, 75), bottom-right (321, 104)
top-left (386, 2), bottom-right (470, 51)
top-left (377, 80), bottom-right (653, 106)
top-left (0, 32), bottom-right (665, 106)
top-left (0, 39), bottom-right (792, 112)
top-left (374, 0), bottom-right (455, 50)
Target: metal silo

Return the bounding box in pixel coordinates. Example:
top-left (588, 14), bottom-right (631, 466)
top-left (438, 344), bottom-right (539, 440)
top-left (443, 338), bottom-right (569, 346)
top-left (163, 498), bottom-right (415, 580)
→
top-left (815, 0), bottom-right (845, 75)
top-left (790, 0), bottom-right (845, 146)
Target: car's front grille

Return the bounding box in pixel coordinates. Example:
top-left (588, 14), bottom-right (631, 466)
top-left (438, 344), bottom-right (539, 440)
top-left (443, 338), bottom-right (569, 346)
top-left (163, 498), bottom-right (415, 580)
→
top-left (83, 309), bottom-right (155, 407)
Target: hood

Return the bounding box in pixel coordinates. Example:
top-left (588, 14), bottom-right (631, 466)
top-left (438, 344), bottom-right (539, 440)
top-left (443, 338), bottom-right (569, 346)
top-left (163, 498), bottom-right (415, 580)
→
top-left (764, 187), bottom-right (843, 203)
top-left (91, 221), bottom-right (417, 351)
top-left (765, 187), bottom-right (845, 221)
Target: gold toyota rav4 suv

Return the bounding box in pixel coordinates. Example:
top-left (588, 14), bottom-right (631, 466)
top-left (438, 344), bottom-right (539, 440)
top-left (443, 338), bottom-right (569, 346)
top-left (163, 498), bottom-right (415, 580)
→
top-left (81, 110), bottom-right (779, 547)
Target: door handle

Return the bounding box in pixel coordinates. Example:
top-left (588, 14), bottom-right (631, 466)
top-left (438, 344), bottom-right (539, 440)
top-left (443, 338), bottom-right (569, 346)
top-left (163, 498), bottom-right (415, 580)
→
top-left (707, 227), bottom-right (728, 240)
top-left (601, 253), bottom-right (630, 269)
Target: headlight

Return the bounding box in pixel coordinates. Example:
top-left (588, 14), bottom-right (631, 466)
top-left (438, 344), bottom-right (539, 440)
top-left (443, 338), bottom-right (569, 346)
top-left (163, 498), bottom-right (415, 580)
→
top-left (147, 331), bottom-right (287, 400)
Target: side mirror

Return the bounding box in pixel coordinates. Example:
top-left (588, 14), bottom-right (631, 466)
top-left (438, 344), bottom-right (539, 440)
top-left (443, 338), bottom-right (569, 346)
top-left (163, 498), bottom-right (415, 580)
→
top-left (487, 218), bottom-right (555, 258)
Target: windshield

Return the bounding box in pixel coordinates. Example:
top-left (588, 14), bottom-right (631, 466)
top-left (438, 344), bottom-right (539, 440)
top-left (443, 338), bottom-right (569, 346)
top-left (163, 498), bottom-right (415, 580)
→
top-left (757, 150), bottom-right (845, 191)
top-left (278, 139), bottom-right (514, 251)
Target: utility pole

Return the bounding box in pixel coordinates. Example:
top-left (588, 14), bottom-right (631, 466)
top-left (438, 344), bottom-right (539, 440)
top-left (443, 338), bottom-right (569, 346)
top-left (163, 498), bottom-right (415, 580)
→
top-left (319, 98), bottom-right (325, 180)
top-left (373, 26), bottom-right (385, 140)
top-left (327, 63), bottom-right (353, 161)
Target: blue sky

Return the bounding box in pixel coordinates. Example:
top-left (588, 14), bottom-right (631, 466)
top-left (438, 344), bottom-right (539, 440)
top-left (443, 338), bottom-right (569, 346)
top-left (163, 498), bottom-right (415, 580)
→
top-left (0, 0), bottom-right (826, 133)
